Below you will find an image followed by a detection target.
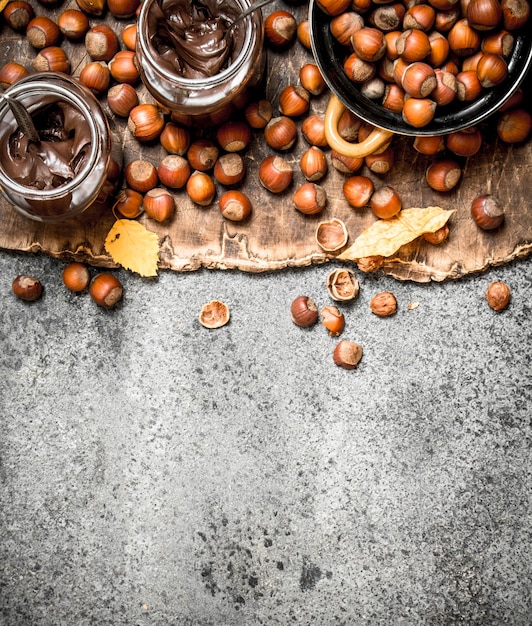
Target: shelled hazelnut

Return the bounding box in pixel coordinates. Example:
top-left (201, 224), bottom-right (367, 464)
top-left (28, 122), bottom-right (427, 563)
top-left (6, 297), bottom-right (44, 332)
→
top-left (485, 281), bottom-right (511, 311)
top-left (12, 275), bottom-right (43, 301)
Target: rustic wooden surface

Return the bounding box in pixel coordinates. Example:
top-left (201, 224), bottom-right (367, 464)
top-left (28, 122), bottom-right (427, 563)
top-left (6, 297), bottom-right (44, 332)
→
top-left (0, 0), bottom-right (531, 282)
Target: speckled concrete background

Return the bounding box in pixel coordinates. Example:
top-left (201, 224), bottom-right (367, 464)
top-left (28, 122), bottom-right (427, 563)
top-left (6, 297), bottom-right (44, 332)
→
top-left (0, 250), bottom-right (530, 625)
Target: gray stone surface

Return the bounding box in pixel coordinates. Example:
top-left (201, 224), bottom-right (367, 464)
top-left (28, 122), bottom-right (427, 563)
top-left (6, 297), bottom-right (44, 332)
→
top-left (0, 250), bottom-right (531, 626)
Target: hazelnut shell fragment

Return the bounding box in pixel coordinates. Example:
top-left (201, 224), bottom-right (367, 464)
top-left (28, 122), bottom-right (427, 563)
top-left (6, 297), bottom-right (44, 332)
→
top-left (326, 268), bottom-right (360, 301)
top-left (199, 300), bottom-right (230, 328)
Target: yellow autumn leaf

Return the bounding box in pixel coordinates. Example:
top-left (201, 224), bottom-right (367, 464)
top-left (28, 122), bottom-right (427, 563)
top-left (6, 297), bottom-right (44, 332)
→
top-left (339, 206), bottom-right (454, 260)
top-left (105, 219), bottom-right (160, 277)
top-left (0, 0), bottom-right (9, 12)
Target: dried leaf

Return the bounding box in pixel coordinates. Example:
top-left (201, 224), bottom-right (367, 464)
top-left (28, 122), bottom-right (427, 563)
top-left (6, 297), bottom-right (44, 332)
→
top-left (339, 206), bottom-right (454, 261)
top-left (0, 0), bottom-right (9, 12)
top-left (105, 219), bottom-right (160, 277)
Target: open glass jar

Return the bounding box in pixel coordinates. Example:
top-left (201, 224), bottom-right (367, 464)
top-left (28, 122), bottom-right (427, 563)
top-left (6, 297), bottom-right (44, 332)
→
top-left (136, 0), bottom-right (265, 126)
top-left (0, 72), bottom-right (112, 222)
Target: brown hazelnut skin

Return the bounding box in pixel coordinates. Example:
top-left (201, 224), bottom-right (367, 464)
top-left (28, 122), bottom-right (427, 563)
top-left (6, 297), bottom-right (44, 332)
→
top-left (108, 50), bottom-right (139, 84)
top-left (370, 291), bottom-right (398, 316)
top-left (79, 61), bottom-right (111, 95)
top-left (216, 120), bottom-right (252, 152)
top-left (300, 146), bottom-right (328, 182)
top-left (89, 273), bottom-right (123, 308)
top-left (107, 0), bottom-right (139, 18)
top-left (32, 47), bottom-right (71, 74)
top-left (160, 122), bottom-right (191, 155)
top-left (497, 108), bottom-right (532, 143)
top-left (62, 262), bottom-right (90, 292)
top-left (115, 188), bottom-right (144, 218)
top-left (244, 99), bottom-right (273, 129)
top-left (187, 139), bottom-right (219, 171)
top-left (291, 295), bottom-right (319, 327)
top-left (157, 155), bottom-right (191, 189)
top-left (12, 275), bottom-right (43, 301)
top-left (333, 340), bottom-right (363, 369)
top-left (470, 194), bottom-right (504, 230)
top-left (426, 159), bottom-right (462, 192)
top-left (279, 84), bottom-right (310, 118)
top-left (485, 281), bottom-right (511, 311)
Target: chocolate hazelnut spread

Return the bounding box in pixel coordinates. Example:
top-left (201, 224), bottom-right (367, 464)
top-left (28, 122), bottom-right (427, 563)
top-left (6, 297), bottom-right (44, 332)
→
top-left (1, 101), bottom-right (92, 190)
top-left (148, 0), bottom-right (245, 79)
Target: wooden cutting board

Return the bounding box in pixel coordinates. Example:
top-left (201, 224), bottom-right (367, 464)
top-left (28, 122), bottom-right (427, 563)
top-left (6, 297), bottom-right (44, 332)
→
top-left (0, 1), bottom-right (531, 282)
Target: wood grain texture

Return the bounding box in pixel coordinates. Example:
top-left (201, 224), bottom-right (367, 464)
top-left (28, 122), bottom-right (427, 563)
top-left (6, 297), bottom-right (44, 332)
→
top-left (0, 1), bottom-right (530, 282)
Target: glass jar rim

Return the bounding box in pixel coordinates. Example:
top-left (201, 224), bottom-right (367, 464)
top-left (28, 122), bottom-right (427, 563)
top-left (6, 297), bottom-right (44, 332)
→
top-left (0, 78), bottom-right (103, 200)
top-left (137, 0), bottom-right (261, 89)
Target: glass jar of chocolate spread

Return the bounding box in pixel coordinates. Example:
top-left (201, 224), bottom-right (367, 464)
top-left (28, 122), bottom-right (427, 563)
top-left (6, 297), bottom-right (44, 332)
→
top-left (136, 0), bottom-right (265, 126)
top-left (0, 72), bottom-right (112, 222)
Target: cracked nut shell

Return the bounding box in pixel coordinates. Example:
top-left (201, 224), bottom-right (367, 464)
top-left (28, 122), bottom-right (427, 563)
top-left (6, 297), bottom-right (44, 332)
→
top-left (326, 268), bottom-right (360, 301)
top-left (199, 300), bottom-right (230, 328)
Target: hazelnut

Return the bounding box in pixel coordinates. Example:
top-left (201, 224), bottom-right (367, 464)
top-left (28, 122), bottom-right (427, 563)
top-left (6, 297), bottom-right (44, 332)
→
top-left (485, 281), bottom-right (511, 311)
top-left (264, 116), bottom-right (298, 151)
top-left (264, 10), bottom-right (297, 46)
top-left (258, 155), bottom-right (293, 193)
top-left (125, 159), bottom-right (159, 193)
top-left (79, 61), bottom-right (111, 95)
top-left (426, 159), bottom-right (462, 191)
top-left (497, 108), bottom-right (532, 143)
top-left (26, 16), bottom-right (61, 49)
top-left (187, 139), bottom-right (219, 171)
top-left (330, 11), bottom-right (364, 45)
top-left (317, 0), bottom-right (352, 17)
top-left (0, 62), bottom-right (30, 89)
top-left (57, 9), bottom-right (89, 40)
top-left (62, 262), bottom-right (90, 292)
top-left (76, 0), bottom-right (106, 16)
top-left (216, 120), bottom-right (252, 152)
top-left (279, 84), bottom-right (310, 118)
top-left (244, 99), bottom-right (273, 129)
top-left (107, 0), bottom-right (139, 18)
top-left (213, 153), bottom-right (246, 186)
top-left (32, 46), bottom-right (71, 73)
top-left (326, 268), bottom-right (360, 301)
top-left (160, 122), bottom-right (191, 155)
top-left (85, 24), bottom-right (120, 61)
top-left (293, 183), bottom-right (327, 215)
top-left (121, 23), bottom-right (138, 50)
top-left (12, 275), bottom-right (43, 301)
top-left (370, 186), bottom-right (402, 219)
top-left (143, 188), bottom-right (175, 222)
top-left (157, 155), bottom-right (191, 189)
top-left (297, 19), bottom-right (312, 49)
top-left (299, 63), bottom-right (326, 96)
top-left (423, 224), bottom-right (450, 244)
top-left (401, 97), bottom-right (437, 128)
top-left (3, 1), bottom-right (34, 31)
top-left (301, 114), bottom-right (328, 147)
top-left (351, 27), bottom-right (387, 62)
top-left (127, 103), bottom-right (165, 142)
top-left (370, 291), bottom-right (398, 316)
top-left (89, 273), bottom-right (123, 308)
top-left (291, 295), bottom-right (319, 327)
top-left (115, 188), bottom-right (144, 219)
top-left (219, 190), bottom-right (252, 221)
top-left (107, 83), bottom-right (139, 117)
top-left (300, 146), bottom-right (328, 182)
top-left (186, 171), bottom-right (216, 206)
top-left (321, 306), bottom-right (345, 336)
top-left (470, 194), bottom-right (504, 230)
top-left (333, 340), bottom-right (363, 369)
top-left (445, 127), bottom-right (482, 156)
top-left (108, 50), bottom-right (139, 84)
top-left (343, 175), bottom-right (374, 208)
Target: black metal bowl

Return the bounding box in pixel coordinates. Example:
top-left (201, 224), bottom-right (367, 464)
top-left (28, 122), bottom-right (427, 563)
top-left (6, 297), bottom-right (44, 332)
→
top-left (309, 0), bottom-right (532, 136)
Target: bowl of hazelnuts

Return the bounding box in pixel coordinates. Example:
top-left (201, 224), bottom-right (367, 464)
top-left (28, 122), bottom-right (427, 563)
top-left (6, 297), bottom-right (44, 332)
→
top-left (308, 0), bottom-right (532, 156)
